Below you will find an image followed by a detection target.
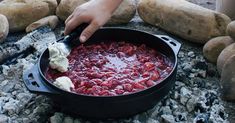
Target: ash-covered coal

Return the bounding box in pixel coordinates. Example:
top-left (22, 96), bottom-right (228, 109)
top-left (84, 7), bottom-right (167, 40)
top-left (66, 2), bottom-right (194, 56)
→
top-left (0, 1), bottom-right (233, 122)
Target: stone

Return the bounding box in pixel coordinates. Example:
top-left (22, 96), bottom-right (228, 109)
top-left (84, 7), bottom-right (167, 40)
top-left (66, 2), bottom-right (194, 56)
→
top-left (217, 43), bottom-right (235, 74)
top-left (188, 51), bottom-right (195, 58)
top-left (174, 112), bottom-right (187, 122)
top-left (227, 21), bottom-right (235, 41)
top-left (182, 62), bottom-right (193, 72)
top-left (16, 93), bottom-right (33, 108)
top-left (161, 114), bottom-right (175, 123)
top-left (203, 36), bottom-right (234, 63)
top-left (137, 0), bottom-right (231, 44)
top-left (193, 113), bottom-right (209, 123)
top-left (0, 0), bottom-right (57, 32)
top-left (50, 112), bottom-right (64, 123)
top-left (0, 14), bottom-right (9, 43)
top-left (160, 106), bottom-right (172, 115)
top-left (63, 116), bottom-right (73, 123)
top-left (26, 15), bottom-right (59, 33)
top-left (56, 0), bottom-right (136, 24)
top-left (0, 114), bottom-right (8, 123)
top-left (220, 54), bottom-right (235, 101)
top-left (186, 96), bottom-right (197, 112)
top-left (3, 98), bottom-right (20, 115)
top-left (74, 119), bottom-right (82, 123)
top-left (180, 87), bottom-right (192, 105)
top-left (146, 118), bottom-right (159, 123)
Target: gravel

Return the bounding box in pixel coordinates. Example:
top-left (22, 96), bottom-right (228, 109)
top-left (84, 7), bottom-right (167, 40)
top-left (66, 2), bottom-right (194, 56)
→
top-left (0, 0), bottom-right (234, 122)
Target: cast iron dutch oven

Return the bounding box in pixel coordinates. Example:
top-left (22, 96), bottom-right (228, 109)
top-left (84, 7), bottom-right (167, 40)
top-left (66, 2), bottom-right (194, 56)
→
top-left (23, 25), bottom-right (181, 119)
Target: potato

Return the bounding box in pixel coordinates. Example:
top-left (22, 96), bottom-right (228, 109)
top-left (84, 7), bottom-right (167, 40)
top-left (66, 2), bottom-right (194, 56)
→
top-left (0, 14), bottom-right (9, 43)
top-left (137, 0), bottom-right (231, 44)
top-left (217, 43), bottom-right (235, 74)
top-left (26, 15), bottom-right (59, 33)
top-left (227, 21), bottom-right (235, 41)
top-left (220, 54), bottom-right (235, 101)
top-left (203, 36), bottom-right (234, 63)
top-left (56, 0), bottom-right (136, 24)
top-left (0, 0), bottom-right (57, 32)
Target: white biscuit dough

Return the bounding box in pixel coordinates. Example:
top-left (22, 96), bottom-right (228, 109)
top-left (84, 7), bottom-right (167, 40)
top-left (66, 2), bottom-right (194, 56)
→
top-left (54, 76), bottom-right (74, 92)
top-left (48, 43), bottom-right (70, 72)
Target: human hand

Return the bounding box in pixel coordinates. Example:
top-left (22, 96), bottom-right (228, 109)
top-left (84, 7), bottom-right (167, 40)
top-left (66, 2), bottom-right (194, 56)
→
top-left (64, 0), bottom-right (123, 43)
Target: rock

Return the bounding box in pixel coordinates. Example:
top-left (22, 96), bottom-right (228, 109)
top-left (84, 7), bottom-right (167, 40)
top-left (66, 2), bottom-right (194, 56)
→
top-left (188, 51), bottom-right (195, 58)
top-left (3, 98), bottom-right (20, 115)
top-left (193, 113), bottom-right (209, 123)
top-left (203, 36), bottom-right (234, 63)
top-left (180, 87), bottom-right (192, 105)
top-left (217, 43), bottom-right (235, 74)
top-left (137, 0), bottom-right (231, 44)
top-left (146, 118), bottom-right (159, 123)
top-left (174, 112), bottom-right (187, 122)
top-left (0, 80), bottom-right (14, 92)
top-left (182, 62), bottom-right (193, 72)
top-left (159, 106), bottom-right (172, 115)
top-left (0, 14), bottom-right (9, 43)
top-left (41, 0), bottom-right (58, 15)
top-left (16, 93), bottom-right (33, 107)
top-left (106, 0), bottom-right (136, 25)
top-left (210, 104), bottom-right (228, 122)
top-left (74, 119), bottom-right (82, 123)
top-left (220, 54), bottom-right (235, 101)
top-left (227, 21), bottom-right (235, 41)
top-left (0, 114), bottom-right (8, 123)
top-left (56, 0), bottom-right (136, 24)
top-left (186, 96), bottom-right (197, 112)
top-left (26, 15), bottom-right (59, 33)
top-left (161, 114), bottom-right (175, 123)
top-left (64, 117), bottom-right (73, 123)
top-left (50, 112), bottom-right (64, 123)
top-left (0, 0), bottom-right (57, 32)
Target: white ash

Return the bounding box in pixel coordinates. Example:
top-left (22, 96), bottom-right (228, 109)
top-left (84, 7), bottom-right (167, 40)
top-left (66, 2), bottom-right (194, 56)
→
top-left (0, 9), bottom-right (232, 123)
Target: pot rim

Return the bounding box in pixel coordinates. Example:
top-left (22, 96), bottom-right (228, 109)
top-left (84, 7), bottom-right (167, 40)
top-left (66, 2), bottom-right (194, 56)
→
top-left (38, 27), bottom-right (181, 98)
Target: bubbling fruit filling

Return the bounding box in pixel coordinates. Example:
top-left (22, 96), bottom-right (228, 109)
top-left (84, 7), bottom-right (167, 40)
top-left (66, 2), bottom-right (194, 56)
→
top-left (46, 41), bottom-right (174, 96)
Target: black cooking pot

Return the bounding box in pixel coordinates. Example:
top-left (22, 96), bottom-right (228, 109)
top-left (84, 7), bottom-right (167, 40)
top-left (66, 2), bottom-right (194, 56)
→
top-left (23, 27), bottom-right (181, 119)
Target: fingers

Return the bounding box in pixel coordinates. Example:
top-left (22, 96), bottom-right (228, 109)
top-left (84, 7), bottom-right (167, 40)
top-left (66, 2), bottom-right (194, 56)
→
top-left (80, 21), bottom-right (100, 43)
top-left (65, 14), bottom-right (73, 25)
top-left (64, 14), bottom-right (84, 35)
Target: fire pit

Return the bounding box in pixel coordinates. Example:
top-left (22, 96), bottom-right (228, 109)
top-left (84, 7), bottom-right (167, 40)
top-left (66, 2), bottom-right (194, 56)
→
top-left (0, 0), bottom-right (234, 122)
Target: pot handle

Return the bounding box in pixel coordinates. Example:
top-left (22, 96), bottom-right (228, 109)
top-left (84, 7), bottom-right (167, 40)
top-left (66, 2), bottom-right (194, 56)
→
top-left (155, 35), bottom-right (181, 55)
top-left (23, 64), bottom-right (59, 95)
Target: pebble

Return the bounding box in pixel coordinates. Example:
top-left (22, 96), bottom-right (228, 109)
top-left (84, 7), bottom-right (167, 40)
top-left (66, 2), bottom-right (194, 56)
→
top-left (186, 96), bottom-right (197, 112)
top-left (178, 51), bottom-right (185, 58)
top-left (161, 114), bottom-right (175, 123)
top-left (175, 112), bottom-right (187, 122)
top-left (160, 106), bottom-right (172, 115)
top-left (3, 98), bottom-right (20, 115)
top-left (16, 93), bottom-right (32, 104)
top-left (188, 51), bottom-right (195, 57)
top-left (182, 63), bottom-right (192, 72)
top-left (64, 116), bottom-right (74, 123)
top-left (193, 113), bottom-right (209, 123)
top-left (180, 87), bottom-right (192, 105)
top-left (50, 112), bottom-right (64, 123)
top-left (146, 118), bottom-right (159, 123)
top-left (74, 119), bottom-right (82, 123)
top-left (0, 114), bottom-right (8, 123)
